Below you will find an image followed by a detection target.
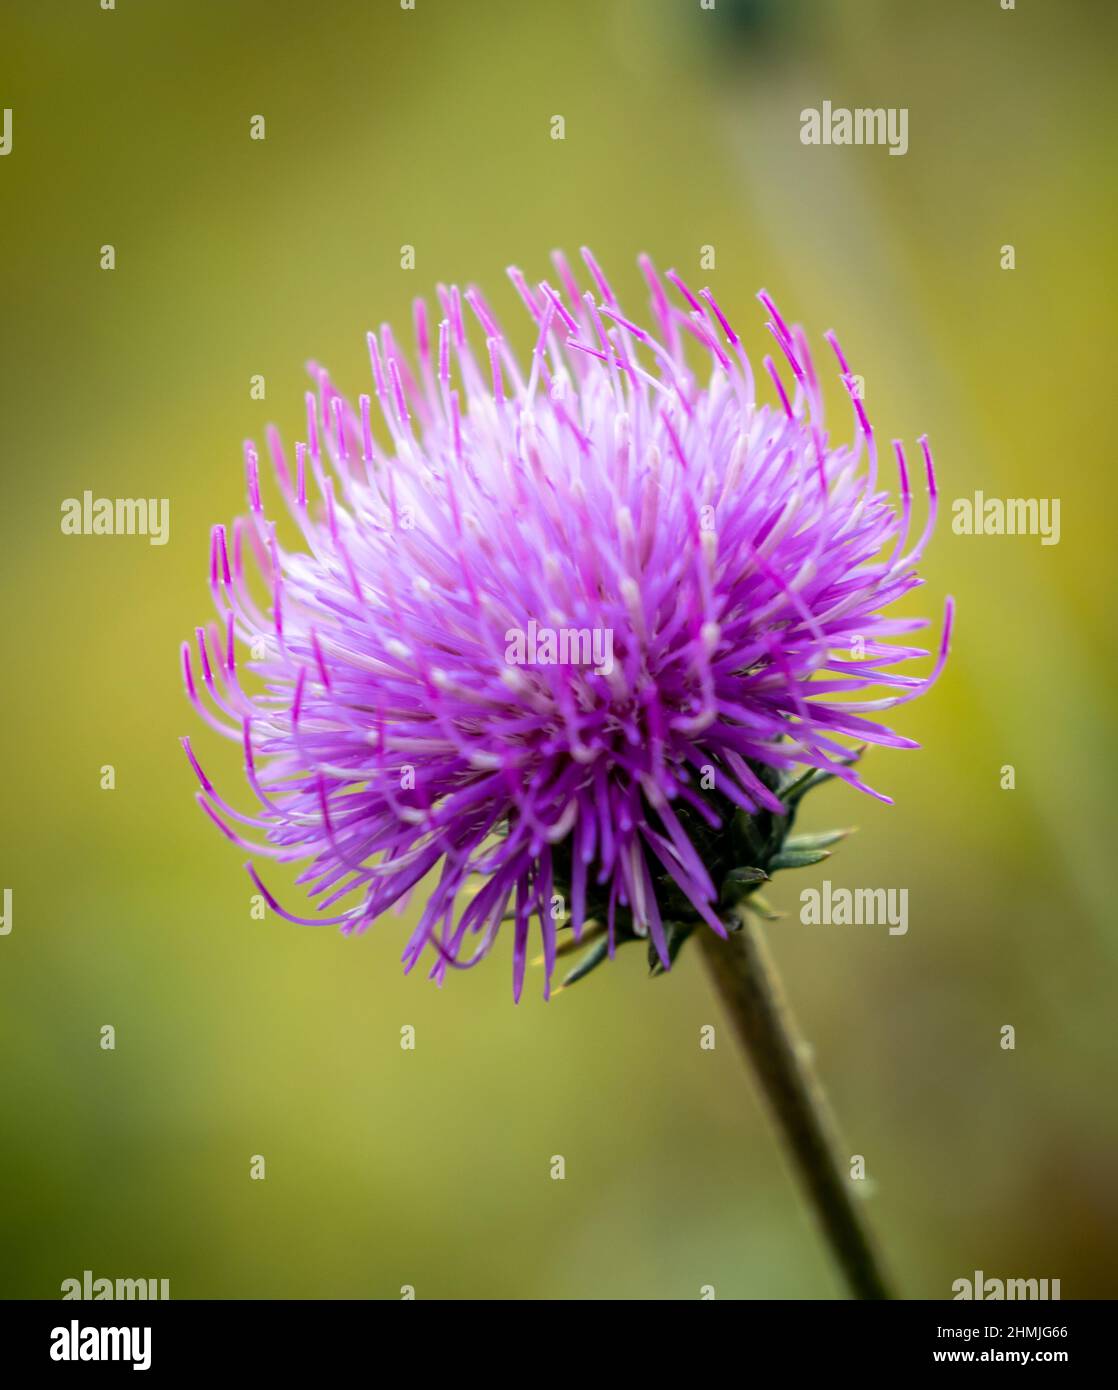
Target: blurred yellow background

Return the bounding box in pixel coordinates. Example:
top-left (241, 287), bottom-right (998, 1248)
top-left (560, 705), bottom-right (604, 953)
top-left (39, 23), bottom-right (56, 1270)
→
top-left (1, 0), bottom-right (1115, 1298)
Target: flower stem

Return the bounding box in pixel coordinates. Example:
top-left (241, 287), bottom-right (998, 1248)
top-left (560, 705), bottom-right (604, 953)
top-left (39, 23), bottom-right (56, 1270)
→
top-left (696, 912), bottom-right (894, 1299)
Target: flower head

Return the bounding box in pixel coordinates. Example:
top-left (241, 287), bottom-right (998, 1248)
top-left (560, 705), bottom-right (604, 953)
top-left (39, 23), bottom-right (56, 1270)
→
top-left (181, 250), bottom-right (951, 998)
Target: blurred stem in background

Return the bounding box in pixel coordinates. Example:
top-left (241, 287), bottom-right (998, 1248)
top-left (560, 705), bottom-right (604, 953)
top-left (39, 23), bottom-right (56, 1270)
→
top-left (698, 914), bottom-right (894, 1300)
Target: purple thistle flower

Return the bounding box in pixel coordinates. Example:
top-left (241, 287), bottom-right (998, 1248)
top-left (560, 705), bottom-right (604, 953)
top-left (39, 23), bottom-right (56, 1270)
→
top-left (180, 250), bottom-right (952, 1000)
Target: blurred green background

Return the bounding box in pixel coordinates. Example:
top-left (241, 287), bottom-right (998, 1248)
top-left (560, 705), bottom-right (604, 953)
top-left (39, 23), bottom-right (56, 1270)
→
top-left (2, 0), bottom-right (1116, 1300)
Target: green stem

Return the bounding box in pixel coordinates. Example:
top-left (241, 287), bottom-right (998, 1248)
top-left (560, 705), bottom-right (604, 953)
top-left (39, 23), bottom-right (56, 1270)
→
top-left (697, 912), bottom-right (894, 1300)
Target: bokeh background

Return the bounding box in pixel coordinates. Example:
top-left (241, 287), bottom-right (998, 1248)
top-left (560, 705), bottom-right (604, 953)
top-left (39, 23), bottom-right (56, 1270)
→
top-left (2, 0), bottom-right (1116, 1300)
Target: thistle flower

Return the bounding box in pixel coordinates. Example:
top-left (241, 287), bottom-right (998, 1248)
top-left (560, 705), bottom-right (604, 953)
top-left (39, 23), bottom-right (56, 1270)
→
top-left (180, 250), bottom-right (951, 1000)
